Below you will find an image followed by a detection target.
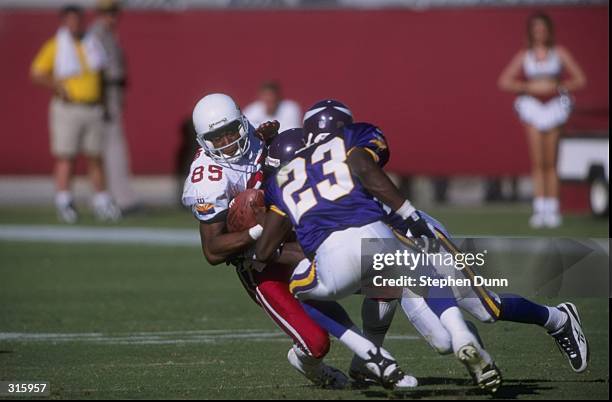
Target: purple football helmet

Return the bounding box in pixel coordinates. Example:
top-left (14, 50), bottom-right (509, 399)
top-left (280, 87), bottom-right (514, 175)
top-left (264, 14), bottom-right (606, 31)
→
top-left (303, 99), bottom-right (353, 138)
top-left (264, 128), bottom-right (306, 175)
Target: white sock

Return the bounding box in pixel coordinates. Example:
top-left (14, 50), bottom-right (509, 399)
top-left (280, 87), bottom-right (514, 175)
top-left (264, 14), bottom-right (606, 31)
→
top-left (439, 307), bottom-right (478, 353)
top-left (544, 306), bottom-right (568, 332)
top-left (533, 197), bottom-right (545, 215)
top-left (55, 191), bottom-right (73, 208)
top-left (339, 329), bottom-right (377, 360)
top-left (401, 296), bottom-right (452, 355)
top-left (545, 197), bottom-right (559, 215)
top-left (361, 298), bottom-right (397, 348)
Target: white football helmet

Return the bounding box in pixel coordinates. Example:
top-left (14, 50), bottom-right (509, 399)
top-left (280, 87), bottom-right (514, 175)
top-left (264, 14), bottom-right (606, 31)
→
top-left (192, 93), bottom-right (251, 164)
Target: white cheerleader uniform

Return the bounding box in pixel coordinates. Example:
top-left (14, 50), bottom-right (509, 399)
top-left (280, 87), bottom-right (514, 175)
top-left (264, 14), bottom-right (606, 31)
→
top-left (514, 48), bottom-right (573, 131)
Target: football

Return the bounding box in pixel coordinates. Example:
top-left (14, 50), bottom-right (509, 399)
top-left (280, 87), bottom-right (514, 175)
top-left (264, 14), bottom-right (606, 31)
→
top-left (226, 188), bottom-right (265, 232)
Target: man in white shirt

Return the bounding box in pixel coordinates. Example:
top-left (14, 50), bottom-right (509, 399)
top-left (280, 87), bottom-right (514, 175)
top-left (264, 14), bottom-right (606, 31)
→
top-left (244, 81), bottom-right (302, 131)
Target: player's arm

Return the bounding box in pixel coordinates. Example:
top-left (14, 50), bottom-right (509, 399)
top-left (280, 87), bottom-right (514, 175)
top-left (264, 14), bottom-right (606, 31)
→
top-left (199, 220), bottom-right (258, 266)
top-left (347, 147), bottom-right (405, 210)
top-left (274, 242), bottom-right (306, 266)
top-left (347, 147), bottom-right (435, 238)
top-left (254, 209), bottom-right (293, 262)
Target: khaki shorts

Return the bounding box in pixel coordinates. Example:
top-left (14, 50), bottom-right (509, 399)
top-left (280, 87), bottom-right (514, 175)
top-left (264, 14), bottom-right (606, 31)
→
top-left (49, 98), bottom-right (105, 158)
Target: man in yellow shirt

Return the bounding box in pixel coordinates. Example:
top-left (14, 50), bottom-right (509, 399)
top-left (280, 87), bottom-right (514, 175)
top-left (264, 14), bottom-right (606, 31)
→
top-left (31, 4), bottom-right (120, 223)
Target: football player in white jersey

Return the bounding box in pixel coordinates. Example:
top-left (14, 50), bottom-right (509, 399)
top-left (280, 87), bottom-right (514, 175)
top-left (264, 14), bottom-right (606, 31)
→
top-left (182, 93), bottom-right (347, 388)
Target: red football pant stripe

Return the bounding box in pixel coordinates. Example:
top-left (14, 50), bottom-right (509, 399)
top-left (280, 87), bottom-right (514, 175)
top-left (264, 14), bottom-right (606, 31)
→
top-left (236, 263), bottom-right (330, 359)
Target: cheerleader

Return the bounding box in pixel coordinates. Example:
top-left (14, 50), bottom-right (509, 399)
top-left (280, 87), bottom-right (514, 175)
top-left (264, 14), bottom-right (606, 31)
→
top-left (498, 12), bottom-right (586, 228)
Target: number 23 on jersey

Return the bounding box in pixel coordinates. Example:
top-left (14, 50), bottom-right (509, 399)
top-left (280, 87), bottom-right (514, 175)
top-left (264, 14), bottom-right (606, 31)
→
top-left (277, 137), bottom-right (354, 223)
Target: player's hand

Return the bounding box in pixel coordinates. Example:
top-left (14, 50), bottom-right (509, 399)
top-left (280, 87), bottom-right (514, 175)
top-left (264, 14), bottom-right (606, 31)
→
top-left (255, 120), bottom-right (280, 144)
top-left (404, 211), bottom-right (439, 252)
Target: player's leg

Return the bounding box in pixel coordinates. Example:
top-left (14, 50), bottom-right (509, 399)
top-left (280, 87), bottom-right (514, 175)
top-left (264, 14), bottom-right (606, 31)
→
top-left (290, 223), bottom-right (419, 390)
top-left (350, 289), bottom-right (498, 391)
top-left (427, 215), bottom-right (589, 373)
top-left (401, 296), bottom-right (452, 354)
top-left (399, 294), bottom-right (487, 357)
top-left (237, 263), bottom-right (347, 389)
top-left (392, 228), bottom-right (501, 393)
top-left (300, 299), bottom-right (417, 390)
top-left (255, 278), bottom-right (330, 359)
top-left (402, 293), bottom-right (501, 389)
top-left (348, 216), bottom-right (452, 372)
top-left (483, 292), bottom-right (588, 373)
top-left (293, 271), bottom-right (418, 390)
top-left (424, 287), bottom-right (501, 393)
top-left (348, 298), bottom-right (400, 385)
top-left (456, 290), bottom-right (589, 372)
top-left (423, 210), bottom-right (565, 327)
top-left (348, 296), bottom-right (459, 387)
top-left (255, 281), bottom-right (348, 389)
top-left (289, 239), bottom-right (361, 302)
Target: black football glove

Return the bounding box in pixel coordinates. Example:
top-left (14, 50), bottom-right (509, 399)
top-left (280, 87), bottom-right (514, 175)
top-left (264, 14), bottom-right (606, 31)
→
top-left (404, 211), bottom-right (440, 252)
top-left (255, 120), bottom-right (280, 145)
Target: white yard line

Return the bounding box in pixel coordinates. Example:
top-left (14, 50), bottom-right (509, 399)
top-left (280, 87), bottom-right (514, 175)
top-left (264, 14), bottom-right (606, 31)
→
top-left (0, 225), bottom-right (607, 252)
top-left (0, 329), bottom-right (419, 345)
top-left (0, 224), bottom-right (199, 246)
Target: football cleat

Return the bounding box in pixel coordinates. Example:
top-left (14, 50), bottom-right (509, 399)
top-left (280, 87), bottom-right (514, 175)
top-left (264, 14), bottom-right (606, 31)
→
top-left (348, 358), bottom-right (378, 388)
top-left (549, 302), bottom-right (589, 373)
top-left (456, 344), bottom-right (502, 394)
top-left (56, 202), bottom-right (78, 224)
top-left (363, 347), bottom-right (418, 390)
top-left (349, 356), bottom-right (417, 390)
top-left (287, 347), bottom-right (348, 389)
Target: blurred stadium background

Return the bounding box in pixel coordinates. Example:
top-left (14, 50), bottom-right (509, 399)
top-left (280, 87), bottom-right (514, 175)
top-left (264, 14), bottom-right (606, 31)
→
top-left (0, 0), bottom-right (608, 212)
top-left (0, 0), bottom-right (608, 399)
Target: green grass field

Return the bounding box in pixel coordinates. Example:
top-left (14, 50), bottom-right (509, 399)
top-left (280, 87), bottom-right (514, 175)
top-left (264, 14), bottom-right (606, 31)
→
top-left (0, 206), bottom-right (609, 399)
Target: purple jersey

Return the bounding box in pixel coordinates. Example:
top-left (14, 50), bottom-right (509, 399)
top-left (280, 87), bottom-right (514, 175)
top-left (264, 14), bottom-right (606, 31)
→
top-left (265, 123), bottom-right (389, 257)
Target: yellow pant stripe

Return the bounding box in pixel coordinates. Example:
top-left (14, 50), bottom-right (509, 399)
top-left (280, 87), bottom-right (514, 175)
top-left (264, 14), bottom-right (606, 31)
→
top-left (289, 261), bottom-right (317, 295)
top-left (435, 229), bottom-right (500, 318)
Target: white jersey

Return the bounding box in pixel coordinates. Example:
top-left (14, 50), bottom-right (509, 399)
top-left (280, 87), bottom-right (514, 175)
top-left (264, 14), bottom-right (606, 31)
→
top-left (243, 99), bottom-right (302, 132)
top-left (182, 128), bottom-right (265, 223)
